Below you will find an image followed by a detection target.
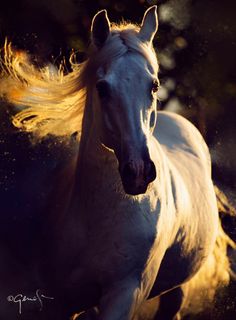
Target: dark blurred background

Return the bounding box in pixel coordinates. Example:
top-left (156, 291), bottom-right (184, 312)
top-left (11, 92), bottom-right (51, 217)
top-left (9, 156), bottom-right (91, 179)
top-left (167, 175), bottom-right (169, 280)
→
top-left (0, 0), bottom-right (236, 318)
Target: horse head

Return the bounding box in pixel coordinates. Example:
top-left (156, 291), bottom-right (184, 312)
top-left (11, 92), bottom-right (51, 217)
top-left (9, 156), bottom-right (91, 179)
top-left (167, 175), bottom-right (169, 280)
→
top-left (90, 6), bottom-right (159, 195)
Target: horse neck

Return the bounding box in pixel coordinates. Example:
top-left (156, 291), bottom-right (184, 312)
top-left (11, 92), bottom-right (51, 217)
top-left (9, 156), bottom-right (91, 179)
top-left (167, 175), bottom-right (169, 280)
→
top-left (79, 94), bottom-right (116, 165)
top-left (72, 92), bottom-right (119, 198)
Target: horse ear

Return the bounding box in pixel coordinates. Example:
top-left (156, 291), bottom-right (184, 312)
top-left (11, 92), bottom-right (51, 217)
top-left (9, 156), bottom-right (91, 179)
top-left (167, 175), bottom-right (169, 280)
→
top-left (139, 6), bottom-right (158, 43)
top-left (91, 10), bottom-right (111, 48)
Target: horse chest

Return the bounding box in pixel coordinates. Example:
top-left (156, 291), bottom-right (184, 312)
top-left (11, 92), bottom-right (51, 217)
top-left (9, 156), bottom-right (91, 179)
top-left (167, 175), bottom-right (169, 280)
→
top-left (77, 192), bottom-right (159, 283)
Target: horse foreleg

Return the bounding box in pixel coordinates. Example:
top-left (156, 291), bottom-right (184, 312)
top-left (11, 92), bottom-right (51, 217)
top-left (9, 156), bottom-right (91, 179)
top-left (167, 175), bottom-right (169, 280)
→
top-left (97, 278), bottom-right (141, 320)
top-left (153, 287), bottom-right (183, 320)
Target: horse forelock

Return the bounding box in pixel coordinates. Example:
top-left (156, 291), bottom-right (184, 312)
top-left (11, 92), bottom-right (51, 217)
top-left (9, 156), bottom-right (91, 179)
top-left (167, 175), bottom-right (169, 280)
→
top-left (85, 24), bottom-right (158, 79)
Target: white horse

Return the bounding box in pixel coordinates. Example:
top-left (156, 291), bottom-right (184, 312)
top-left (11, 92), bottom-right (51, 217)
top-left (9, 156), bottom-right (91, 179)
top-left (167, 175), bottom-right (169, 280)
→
top-left (0, 6), bottom-right (231, 320)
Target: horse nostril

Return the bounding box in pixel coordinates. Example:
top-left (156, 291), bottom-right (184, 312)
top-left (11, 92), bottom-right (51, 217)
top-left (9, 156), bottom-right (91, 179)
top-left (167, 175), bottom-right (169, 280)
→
top-left (122, 162), bottom-right (137, 180)
top-left (146, 160), bottom-right (156, 182)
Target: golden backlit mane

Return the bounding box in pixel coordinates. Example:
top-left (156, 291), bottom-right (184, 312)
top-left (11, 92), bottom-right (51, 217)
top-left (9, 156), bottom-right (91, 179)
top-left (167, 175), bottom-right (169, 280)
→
top-left (0, 41), bottom-right (87, 138)
top-left (0, 23), bottom-right (158, 138)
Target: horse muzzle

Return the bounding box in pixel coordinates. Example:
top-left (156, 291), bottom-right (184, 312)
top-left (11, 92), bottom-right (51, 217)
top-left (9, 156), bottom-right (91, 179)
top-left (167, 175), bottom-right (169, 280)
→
top-left (119, 159), bottom-right (156, 195)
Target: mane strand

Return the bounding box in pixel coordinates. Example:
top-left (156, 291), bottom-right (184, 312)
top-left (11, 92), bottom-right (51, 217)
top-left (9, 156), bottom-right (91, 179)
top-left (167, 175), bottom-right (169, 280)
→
top-left (0, 41), bottom-right (86, 138)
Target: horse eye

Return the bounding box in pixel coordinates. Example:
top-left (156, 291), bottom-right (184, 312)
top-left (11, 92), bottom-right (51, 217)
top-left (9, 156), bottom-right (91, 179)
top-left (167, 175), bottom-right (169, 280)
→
top-left (152, 79), bottom-right (159, 93)
top-left (96, 80), bottom-right (110, 99)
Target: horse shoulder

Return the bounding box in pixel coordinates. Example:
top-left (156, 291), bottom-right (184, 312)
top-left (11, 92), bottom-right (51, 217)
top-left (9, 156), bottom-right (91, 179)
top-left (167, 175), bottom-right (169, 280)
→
top-left (155, 111), bottom-right (211, 173)
top-left (146, 112), bottom-right (219, 295)
top-left (154, 111), bottom-right (218, 252)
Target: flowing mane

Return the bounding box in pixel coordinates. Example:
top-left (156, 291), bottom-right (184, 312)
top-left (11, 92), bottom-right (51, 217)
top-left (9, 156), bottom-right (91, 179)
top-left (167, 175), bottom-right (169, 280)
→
top-left (0, 23), bottom-right (158, 138)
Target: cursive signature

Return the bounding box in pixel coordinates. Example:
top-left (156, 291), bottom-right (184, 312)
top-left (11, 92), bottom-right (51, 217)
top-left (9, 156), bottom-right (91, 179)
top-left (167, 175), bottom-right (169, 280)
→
top-left (7, 289), bottom-right (54, 314)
